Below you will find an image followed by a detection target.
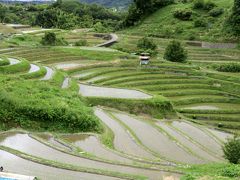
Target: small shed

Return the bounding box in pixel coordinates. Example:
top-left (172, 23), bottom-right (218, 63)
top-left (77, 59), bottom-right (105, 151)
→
top-left (139, 53), bottom-right (150, 65)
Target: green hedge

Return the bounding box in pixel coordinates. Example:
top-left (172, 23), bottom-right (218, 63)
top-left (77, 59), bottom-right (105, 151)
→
top-left (86, 95), bottom-right (175, 119)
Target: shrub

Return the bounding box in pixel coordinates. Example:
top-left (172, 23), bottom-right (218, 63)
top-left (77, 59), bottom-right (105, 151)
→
top-left (137, 37), bottom-right (157, 55)
top-left (193, 0), bottom-right (216, 11)
top-left (194, 18), bottom-right (207, 27)
top-left (173, 9), bottom-right (192, 21)
top-left (137, 37), bottom-right (157, 50)
top-left (215, 63), bottom-right (240, 72)
top-left (164, 40), bottom-right (187, 62)
top-left (226, 0), bottom-right (240, 36)
top-left (193, 0), bottom-right (205, 9)
top-left (209, 8), bottom-right (224, 17)
top-left (223, 136), bottom-right (240, 164)
top-left (93, 22), bottom-right (108, 33)
top-left (75, 39), bottom-right (87, 46)
top-left (41, 32), bottom-right (57, 46)
top-left (203, 1), bottom-right (216, 10)
top-left (220, 165), bottom-right (240, 177)
top-left (41, 32), bottom-right (68, 46)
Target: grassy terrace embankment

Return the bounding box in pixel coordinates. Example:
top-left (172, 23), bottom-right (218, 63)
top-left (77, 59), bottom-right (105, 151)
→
top-left (0, 56), bottom-right (101, 133)
top-left (121, 0), bottom-right (236, 42)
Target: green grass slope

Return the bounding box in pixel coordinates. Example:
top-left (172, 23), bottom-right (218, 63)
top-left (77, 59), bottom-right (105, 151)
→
top-left (122, 0), bottom-right (235, 42)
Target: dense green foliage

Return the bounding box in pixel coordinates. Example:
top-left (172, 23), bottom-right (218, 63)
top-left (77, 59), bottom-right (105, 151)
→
top-left (137, 37), bottom-right (157, 55)
top-left (215, 63), bottom-right (240, 73)
top-left (75, 39), bottom-right (88, 46)
top-left (173, 8), bottom-right (192, 21)
top-left (122, 0), bottom-right (237, 42)
top-left (86, 95), bottom-right (175, 119)
top-left (227, 0), bottom-right (240, 36)
top-left (164, 40), bottom-right (187, 62)
top-left (41, 32), bottom-right (68, 46)
top-left (193, 0), bottom-right (216, 10)
top-left (223, 136), bottom-right (240, 164)
top-left (80, 0), bottom-right (131, 8)
top-left (181, 163), bottom-right (240, 179)
top-left (124, 0), bottom-right (174, 26)
top-left (0, 75), bottom-right (101, 132)
top-left (0, 0), bottom-right (122, 30)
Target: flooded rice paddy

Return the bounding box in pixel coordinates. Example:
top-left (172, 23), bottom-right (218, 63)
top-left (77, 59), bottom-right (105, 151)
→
top-left (61, 134), bottom-right (132, 163)
top-left (170, 121), bottom-right (223, 157)
top-left (0, 150), bottom-right (120, 180)
top-left (79, 84), bottom-right (152, 99)
top-left (95, 109), bottom-right (156, 160)
top-left (40, 67), bottom-right (54, 81)
top-left (28, 64), bottom-right (40, 74)
top-left (112, 113), bottom-right (204, 164)
top-left (156, 121), bottom-right (221, 162)
top-left (180, 103), bottom-right (240, 110)
top-left (8, 58), bottom-right (20, 65)
top-left (61, 77), bottom-right (70, 89)
top-left (55, 63), bottom-right (81, 70)
top-left (0, 132), bottom-right (177, 180)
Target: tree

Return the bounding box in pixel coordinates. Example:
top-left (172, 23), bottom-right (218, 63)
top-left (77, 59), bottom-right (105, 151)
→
top-left (35, 8), bottom-right (78, 29)
top-left (137, 37), bottom-right (157, 51)
top-left (41, 32), bottom-right (57, 46)
top-left (227, 0), bottom-right (240, 35)
top-left (223, 136), bottom-right (240, 164)
top-left (0, 5), bottom-right (7, 23)
top-left (164, 40), bottom-right (187, 62)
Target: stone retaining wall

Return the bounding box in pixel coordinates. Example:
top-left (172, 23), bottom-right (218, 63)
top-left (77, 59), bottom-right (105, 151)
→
top-left (186, 41), bottom-right (237, 49)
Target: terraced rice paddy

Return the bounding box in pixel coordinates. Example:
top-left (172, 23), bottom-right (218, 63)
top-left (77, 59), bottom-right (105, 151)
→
top-left (79, 84), bottom-right (152, 99)
top-left (0, 132), bottom-right (180, 180)
top-left (0, 33), bottom-right (239, 179)
top-left (68, 48), bottom-right (240, 133)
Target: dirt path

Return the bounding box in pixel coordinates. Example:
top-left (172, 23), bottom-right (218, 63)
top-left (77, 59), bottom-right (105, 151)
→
top-left (95, 34), bottom-right (118, 47)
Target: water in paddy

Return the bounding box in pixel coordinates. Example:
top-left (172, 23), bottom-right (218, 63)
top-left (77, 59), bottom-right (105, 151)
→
top-left (73, 72), bottom-right (93, 78)
top-left (79, 47), bottom-right (118, 52)
top-left (94, 109), bottom-right (156, 160)
top-left (0, 132), bottom-right (177, 179)
top-left (36, 134), bottom-right (72, 151)
top-left (171, 121), bottom-right (223, 157)
top-left (180, 103), bottom-right (240, 110)
top-left (28, 64), bottom-right (40, 74)
top-left (8, 58), bottom-right (20, 65)
top-left (55, 63), bottom-right (81, 70)
top-left (61, 134), bottom-right (132, 163)
top-left (79, 84), bottom-right (152, 99)
top-left (40, 67), bottom-right (54, 80)
top-left (87, 76), bottom-right (106, 83)
top-left (156, 121), bottom-right (221, 162)
top-left (207, 129), bottom-right (233, 142)
top-left (113, 113), bottom-right (203, 164)
top-left (0, 150), bottom-right (120, 180)
top-left (61, 77), bottom-right (70, 89)
top-left (184, 106), bottom-right (219, 110)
